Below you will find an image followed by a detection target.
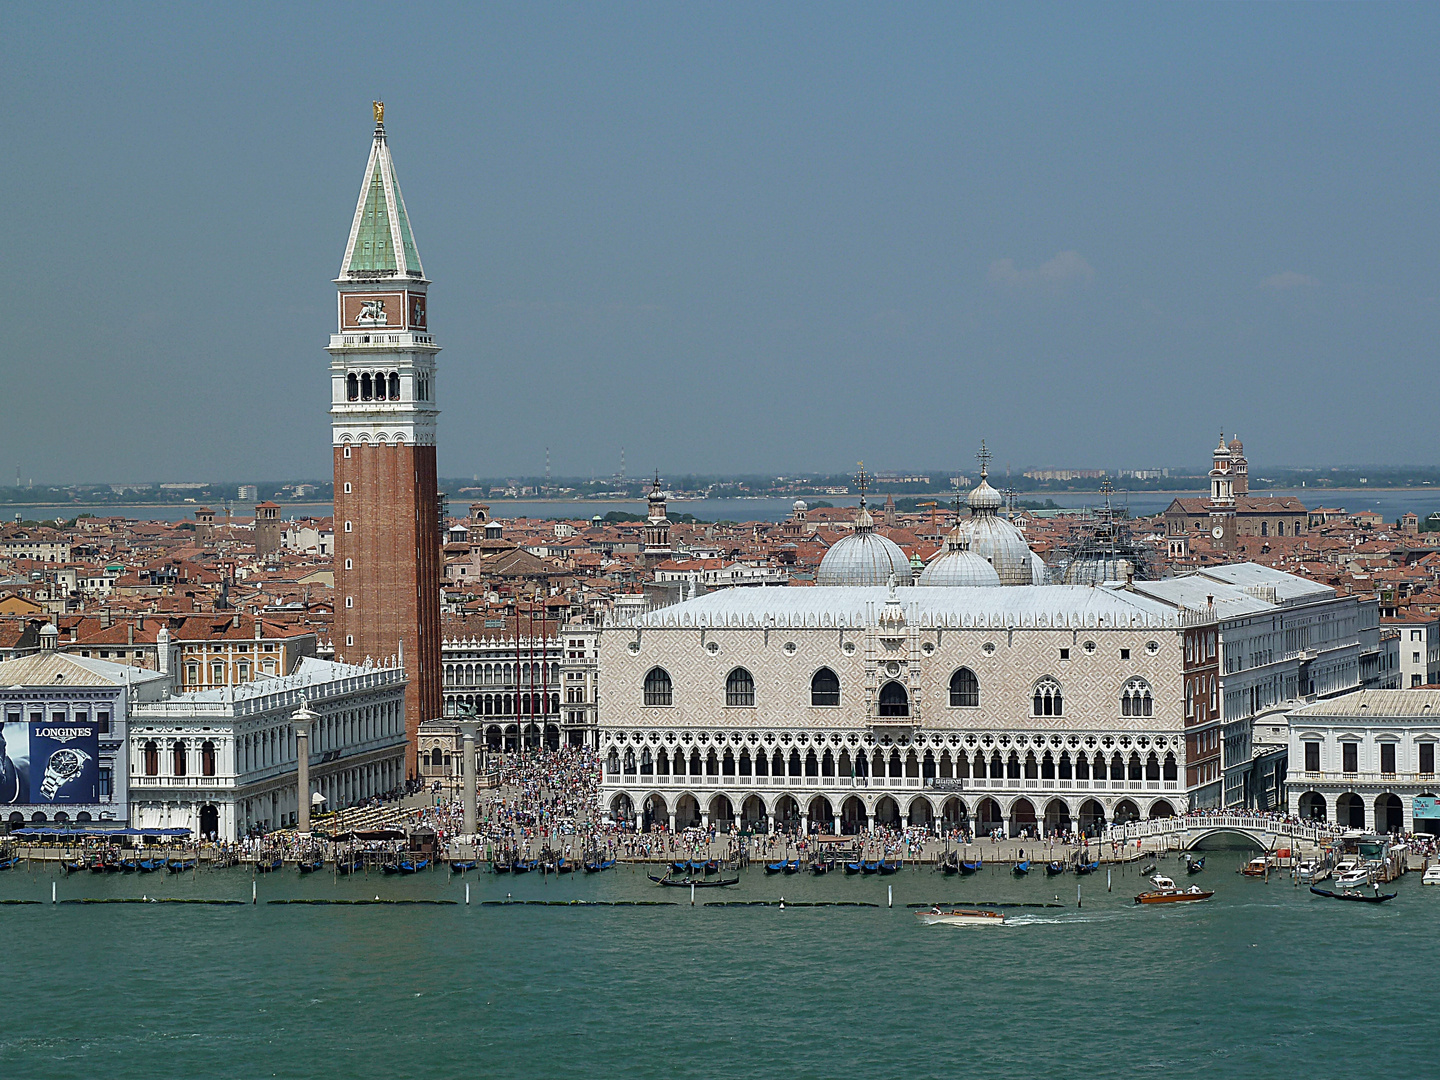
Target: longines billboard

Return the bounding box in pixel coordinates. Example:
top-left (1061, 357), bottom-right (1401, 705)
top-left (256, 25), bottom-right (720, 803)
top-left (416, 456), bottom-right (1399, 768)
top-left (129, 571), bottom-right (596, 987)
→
top-left (0, 718), bottom-right (100, 805)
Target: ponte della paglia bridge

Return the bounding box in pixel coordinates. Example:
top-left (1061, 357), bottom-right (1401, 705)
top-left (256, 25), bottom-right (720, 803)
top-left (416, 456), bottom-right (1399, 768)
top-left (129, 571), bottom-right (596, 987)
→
top-left (1103, 813), bottom-right (1341, 852)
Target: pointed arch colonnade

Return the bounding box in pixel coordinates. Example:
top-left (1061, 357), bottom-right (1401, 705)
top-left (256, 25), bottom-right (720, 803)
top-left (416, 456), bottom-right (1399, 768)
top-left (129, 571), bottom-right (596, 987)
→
top-left (599, 726), bottom-right (1185, 836)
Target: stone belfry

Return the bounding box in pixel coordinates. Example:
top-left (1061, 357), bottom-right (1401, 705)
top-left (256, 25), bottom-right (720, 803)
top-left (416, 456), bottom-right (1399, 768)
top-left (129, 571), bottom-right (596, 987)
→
top-left (328, 102), bottom-right (442, 773)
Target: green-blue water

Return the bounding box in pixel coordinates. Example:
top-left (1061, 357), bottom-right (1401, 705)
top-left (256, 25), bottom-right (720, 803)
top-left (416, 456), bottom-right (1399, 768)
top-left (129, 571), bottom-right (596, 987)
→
top-left (1, 850), bottom-right (1433, 1079)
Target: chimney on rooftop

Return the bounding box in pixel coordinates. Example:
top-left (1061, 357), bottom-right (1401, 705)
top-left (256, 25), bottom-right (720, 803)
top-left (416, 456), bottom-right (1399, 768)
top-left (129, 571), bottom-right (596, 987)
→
top-left (254, 620), bottom-right (262, 641)
top-left (232, 612), bottom-right (240, 629)
top-left (127, 622), bottom-right (134, 645)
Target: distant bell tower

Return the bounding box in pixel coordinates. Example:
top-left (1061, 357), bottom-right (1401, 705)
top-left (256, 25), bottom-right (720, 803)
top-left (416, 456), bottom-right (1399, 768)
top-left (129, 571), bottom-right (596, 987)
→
top-left (328, 102), bottom-right (442, 773)
top-left (1208, 432), bottom-right (1237, 551)
top-left (1228, 437), bottom-right (1247, 496)
top-left (643, 473), bottom-right (672, 564)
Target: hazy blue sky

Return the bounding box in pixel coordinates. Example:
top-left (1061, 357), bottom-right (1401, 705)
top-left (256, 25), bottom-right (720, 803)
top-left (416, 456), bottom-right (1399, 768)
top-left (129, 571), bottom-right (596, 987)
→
top-left (3, 4), bottom-right (1437, 483)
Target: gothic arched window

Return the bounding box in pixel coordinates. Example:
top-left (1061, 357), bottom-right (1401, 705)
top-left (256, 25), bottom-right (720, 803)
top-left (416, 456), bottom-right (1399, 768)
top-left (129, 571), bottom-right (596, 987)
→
top-left (949, 668), bottom-right (980, 707)
top-left (1033, 678), bottom-right (1063, 717)
top-left (878, 681), bottom-right (909, 717)
top-left (810, 668), bottom-right (840, 707)
top-left (725, 667), bottom-right (755, 707)
top-left (643, 667), bottom-right (673, 707)
top-left (1121, 678), bottom-right (1153, 717)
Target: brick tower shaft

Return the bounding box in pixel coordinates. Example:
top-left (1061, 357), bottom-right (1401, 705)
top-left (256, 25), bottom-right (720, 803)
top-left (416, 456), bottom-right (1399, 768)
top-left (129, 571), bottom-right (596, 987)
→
top-left (327, 102), bottom-right (441, 774)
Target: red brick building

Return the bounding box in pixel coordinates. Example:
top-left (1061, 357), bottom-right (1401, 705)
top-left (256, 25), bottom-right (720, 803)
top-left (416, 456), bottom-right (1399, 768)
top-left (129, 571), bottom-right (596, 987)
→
top-left (327, 103), bottom-right (441, 773)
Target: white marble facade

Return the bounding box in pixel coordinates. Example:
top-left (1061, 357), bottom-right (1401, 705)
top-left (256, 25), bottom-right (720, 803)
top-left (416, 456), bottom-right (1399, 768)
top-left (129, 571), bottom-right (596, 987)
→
top-left (598, 585), bottom-right (1193, 836)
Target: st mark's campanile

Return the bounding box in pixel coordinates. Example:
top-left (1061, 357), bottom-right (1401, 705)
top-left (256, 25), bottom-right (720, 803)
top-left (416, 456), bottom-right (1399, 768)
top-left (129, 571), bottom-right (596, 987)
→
top-left (328, 102), bottom-right (442, 772)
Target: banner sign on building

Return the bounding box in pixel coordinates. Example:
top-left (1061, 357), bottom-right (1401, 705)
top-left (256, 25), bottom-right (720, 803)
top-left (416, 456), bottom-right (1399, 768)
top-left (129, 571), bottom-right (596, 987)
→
top-left (1413, 795), bottom-right (1440, 819)
top-left (0, 718), bottom-right (100, 805)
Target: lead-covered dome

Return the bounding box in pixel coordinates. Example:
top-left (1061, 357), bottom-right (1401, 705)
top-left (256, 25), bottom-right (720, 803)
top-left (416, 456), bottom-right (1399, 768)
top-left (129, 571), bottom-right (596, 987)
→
top-left (952, 446), bottom-right (1041, 586)
top-left (919, 526), bottom-right (1002, 587)
top-left (817, 506), bottom-right (913, 587)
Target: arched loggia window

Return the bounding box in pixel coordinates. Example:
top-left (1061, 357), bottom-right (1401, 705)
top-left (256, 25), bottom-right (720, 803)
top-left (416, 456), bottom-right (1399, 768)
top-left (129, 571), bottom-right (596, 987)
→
top-left (725, 668), bottom-right (755, 707)
top-left (949, 668), bottom-right (979, 707)
top-left (1033, 678), bottom-right (1063, 717)
top-left (878, 681), bottom-right (909, 717)
top-left (810, 668), bottom-right (840, 707)
top-left (643, 668), bottom-right (673, 707)
top-left (1121, 678), bottom-right (1153, 717)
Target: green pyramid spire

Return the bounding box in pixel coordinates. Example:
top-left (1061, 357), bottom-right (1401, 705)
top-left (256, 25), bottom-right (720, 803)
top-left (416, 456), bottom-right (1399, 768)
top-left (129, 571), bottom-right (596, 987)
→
top-left (340, 109), bottom-right (425, 279)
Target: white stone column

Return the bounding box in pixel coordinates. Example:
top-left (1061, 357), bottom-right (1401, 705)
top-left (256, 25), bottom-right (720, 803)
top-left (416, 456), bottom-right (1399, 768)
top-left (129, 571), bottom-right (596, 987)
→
top-left (292, 702), bottom-right (316, 834)
top-left (458, 719), bottom-right (479, 838)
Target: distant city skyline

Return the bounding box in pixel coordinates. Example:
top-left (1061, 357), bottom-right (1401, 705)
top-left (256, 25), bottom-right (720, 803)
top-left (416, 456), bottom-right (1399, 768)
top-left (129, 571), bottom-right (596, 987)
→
top-left (5, 5), bottom-right (1439, 482)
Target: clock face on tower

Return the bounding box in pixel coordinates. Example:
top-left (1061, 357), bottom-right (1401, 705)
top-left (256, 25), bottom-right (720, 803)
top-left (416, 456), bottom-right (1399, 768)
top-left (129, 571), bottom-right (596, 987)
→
top-left (1212, 525), bottom-right (1225, 539)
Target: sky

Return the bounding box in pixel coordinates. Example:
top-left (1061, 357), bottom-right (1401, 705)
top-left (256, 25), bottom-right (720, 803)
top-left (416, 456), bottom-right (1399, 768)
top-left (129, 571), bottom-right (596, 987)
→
top-left (3, 3), bottom-right (1438, 483)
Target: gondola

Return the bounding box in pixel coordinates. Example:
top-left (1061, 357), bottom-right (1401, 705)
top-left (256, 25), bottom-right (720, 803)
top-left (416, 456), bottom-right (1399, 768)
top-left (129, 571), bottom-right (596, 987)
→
top-left (382, 862), bottom-right (401, 875)
top-left (765, 861), bottom-right (787, 874)
top-left (0, 856), bottom-right (17, 871)
top-left (62, 859), bottom-right (87, 874)
top-left (450, 860), bottom-right (477, 873)
top-left (861, 861), bottom-right (879, 875)
top-left (253, 857), bottom-right (281, 874)
top-left (673, 860), bottom-right (690, 874)
top-left (959, 860), bottom-right (982, 875)
top-left (810, 859), bottom-right (831, 876)
top-left (877, 859), bottom-right (901, 876)
top-left (512, 860), bottom-right (535, 874)
top-left (941, 861), bottom-right (959, 877)
top-left (1310, 886), bottom-right (1396, 904)
top-left (704, 859), bottom-right (720, 875)
top-left (845, 861), bottom-right (862, 875)
top-left (583, 859), bottom-right (615, 873)
top-left (1045, 861), bottom-right (1065, 876)
top-left (492, 859), bottom-right (512, 873)
top-left (648, 873), bottom-right (740, 888)
top-left (297, 859), bottom-right (325, 874)
top-left (137, 858), bottom-right (162, 873)
top-left (1074, 860), bottom-right (1099, 875)
top-left (1185, 857), bottom-right (1206, 875)
top-left (120, 858), bottom-right (139, 873)
top-left (688, 860), bottom-right (708, 874)
top-left (783, 859), bottom-right (800, 875)
top-left (167, 859), bottom-right (197, 874)
top-left (89, 859), bottom-right (109, 873)
top-left (1012, 860), bottom-right (1031, 877)
top-left (335, 859), bottom-right (362, 876)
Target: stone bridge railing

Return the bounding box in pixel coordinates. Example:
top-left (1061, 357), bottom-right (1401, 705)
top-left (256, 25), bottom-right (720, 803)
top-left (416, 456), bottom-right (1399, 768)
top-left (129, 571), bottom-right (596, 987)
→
top-left (1106, 813), bottom-right (1340, 847)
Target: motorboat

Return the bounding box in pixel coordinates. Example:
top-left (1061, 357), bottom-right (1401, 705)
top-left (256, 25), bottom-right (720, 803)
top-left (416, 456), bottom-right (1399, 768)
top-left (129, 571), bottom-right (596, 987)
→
top-left (1332, 857), bottom-right (1359, 878)
top-left (915, 906), bottom-right (1007, 927)
top-left (1135, 875), bottom-right (1213, 904)
top-left (1296, 861), bottom-right (1329, 884)
top-left (1240, 858), bottom-right (1269, 878)
top-left (1135, 884), bottom-right (1214, 905)
top-left (1422, 865), bottom-right (1440, 886)
top-left (1335, 867), bottom-right (1371, 888)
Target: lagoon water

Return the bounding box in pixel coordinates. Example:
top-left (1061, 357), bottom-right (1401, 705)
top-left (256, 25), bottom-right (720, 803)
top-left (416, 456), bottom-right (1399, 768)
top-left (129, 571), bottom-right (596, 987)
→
top-left (2, 850), bottom-right (1435, 1080)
